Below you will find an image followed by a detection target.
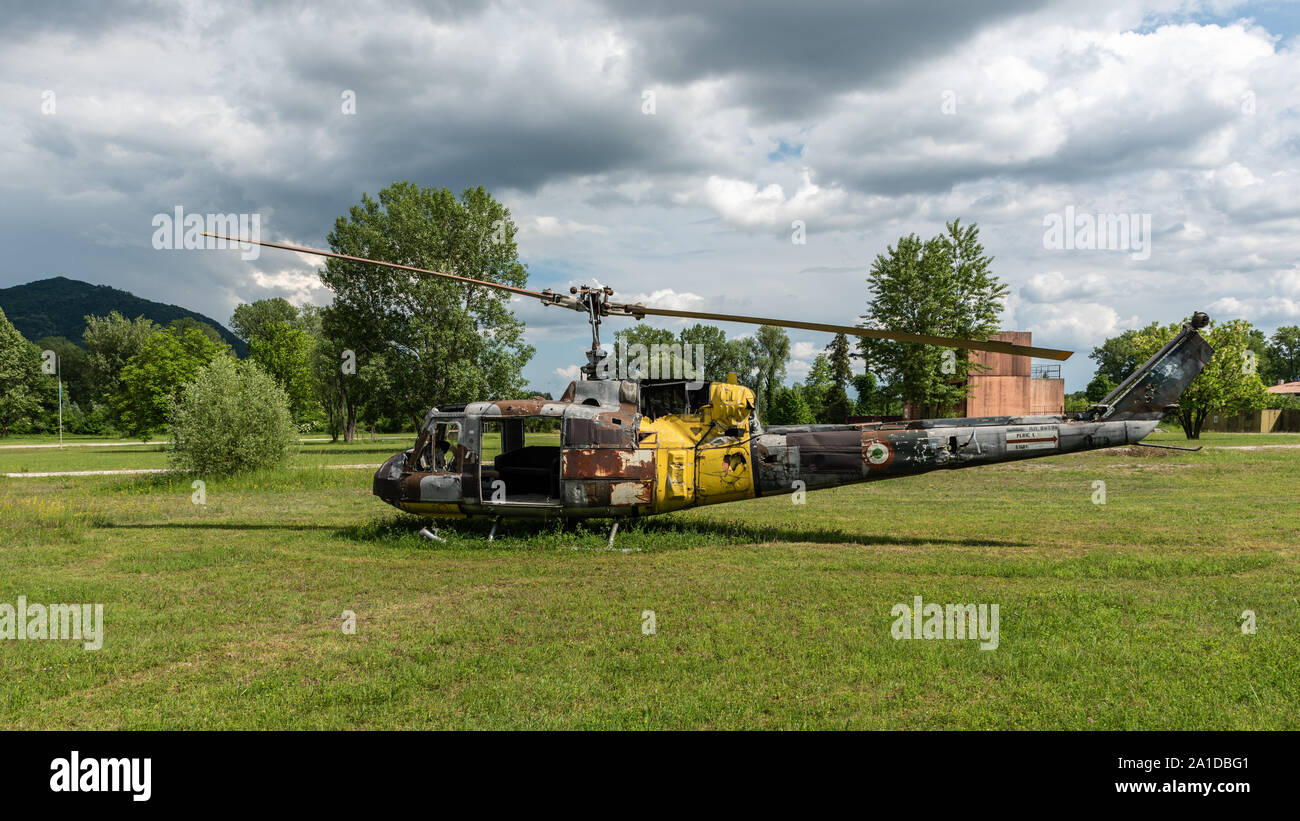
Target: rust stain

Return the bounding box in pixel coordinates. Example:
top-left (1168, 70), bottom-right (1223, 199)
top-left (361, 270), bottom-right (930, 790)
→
top-left (491, 400), bottom-right (549, 416)
top-left (562, 448), bottom-right (655, 479)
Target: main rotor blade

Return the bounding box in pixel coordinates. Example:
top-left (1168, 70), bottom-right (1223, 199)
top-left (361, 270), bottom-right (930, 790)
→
top-left (201, 233), bottom-right (549, 300)
top-left (626, 305), bottom-right (1073, 360)
top-left (206, 232), bottom-right (1071, 360)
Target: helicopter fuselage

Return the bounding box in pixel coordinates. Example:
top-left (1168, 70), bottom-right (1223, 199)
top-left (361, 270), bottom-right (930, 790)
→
top-left (372, 320), bottom-right (1214, 521)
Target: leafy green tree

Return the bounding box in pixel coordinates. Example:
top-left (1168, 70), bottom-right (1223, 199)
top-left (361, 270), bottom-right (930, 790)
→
top-left (230, 298), bottom-right (300, 343)
top-left (168, 317), bottom-right (225, 347)
top-left (82, 311), bottom-right (158, 406)
top-left (718, 337), bottom-right (761, 387)
top-left (248, 321), bottom-right (317, 423)
top-left (612, 325), bottom-right (680, 378)
top-left (1064, 391), bottom-right (1091, 413)
top-left (114, 326), bottom-right (228, 438)
top-left (679, 324), bottom-right (731, 381)
top-left (800, 354), bottom-right (832, 420)
top-left (823, 333), bottom-right (854, 423)
top-left (1265, 325), bottom-right (1300, 383)
top-left (859, 221), bottom-right (1006, 418)
top-left (314, 306), bottom-right (361, 441)
top-left (1088, 331), bottom-right (1145, 387)
top-left (1085, 373), bottom-right (1116, 403)
top-left (767, 385), bottom-right (814, 425)
top-left (751, 325), bottom-right (790, 423)
top-left (1113, 317), bottom-right (1268, 439)
top-left (851, 372), bottom-right (877, 416)
top-left (0, 307), bottom-right (53, 436)
top-left (321, 183), bottom-right (534, 434)
top-left (34, 335), bottom-right (90, 408)
top-left (169, 357), bottom-right (297, 475)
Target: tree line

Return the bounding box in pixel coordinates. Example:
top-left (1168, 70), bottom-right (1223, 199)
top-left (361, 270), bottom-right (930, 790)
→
top-left (3, 179), bottom-right (1293, 442)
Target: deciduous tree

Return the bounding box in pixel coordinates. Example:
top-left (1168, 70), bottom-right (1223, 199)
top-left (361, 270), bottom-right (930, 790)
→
top-left (114, 326), bottom-right (228, 438)
top-left (859, 221), bottom-right (1006, 419)
top-left (321, 183), bottom-right (534, 434)
top-left (0, 307), bottom-right (51, 436)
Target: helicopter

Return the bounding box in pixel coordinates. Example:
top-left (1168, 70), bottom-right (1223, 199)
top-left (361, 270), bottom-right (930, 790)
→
top-left (207, 231), bottom-right (1214, 544)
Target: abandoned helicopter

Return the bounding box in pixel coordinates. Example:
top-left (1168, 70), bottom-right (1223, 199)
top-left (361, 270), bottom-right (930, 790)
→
top-left (207, 232), bottom-right (1213, 543)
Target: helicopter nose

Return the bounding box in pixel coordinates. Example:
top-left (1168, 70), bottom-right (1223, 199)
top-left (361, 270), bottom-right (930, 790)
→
top-left (373, 451), bottom-right (407, 507)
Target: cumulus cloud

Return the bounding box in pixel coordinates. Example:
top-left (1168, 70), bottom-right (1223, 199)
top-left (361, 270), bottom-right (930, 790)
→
top-left (3, 0), bottom-right (1299, 396)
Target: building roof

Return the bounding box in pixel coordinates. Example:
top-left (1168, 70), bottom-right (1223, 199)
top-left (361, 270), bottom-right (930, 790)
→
top-left (1266, 381), bottom-right (1300, 394)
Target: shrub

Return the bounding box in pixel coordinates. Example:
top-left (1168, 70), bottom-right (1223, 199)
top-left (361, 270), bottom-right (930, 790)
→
top-left (168, 357), bottom-right (297, 475)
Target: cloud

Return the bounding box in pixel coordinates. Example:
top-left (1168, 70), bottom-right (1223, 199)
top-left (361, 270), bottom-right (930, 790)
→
top-left (1020, 271), bottom-right (1112, 303)
top-left (521, 216), bottom-right (610, 239)
top-left (619, 288), bottom-right (706, 312)
top-left (554, 364), bottom-right (582, 382)
top-left (3, 0), bottom-right (1299, 400)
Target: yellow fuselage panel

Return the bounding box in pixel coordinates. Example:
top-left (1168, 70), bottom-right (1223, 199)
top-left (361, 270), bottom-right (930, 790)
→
top-left (638, 382), bottom-right (757, 513)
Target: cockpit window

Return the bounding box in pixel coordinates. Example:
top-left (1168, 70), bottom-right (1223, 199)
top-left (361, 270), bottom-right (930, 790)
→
top-left (412, 422), bottom-right (461, 473)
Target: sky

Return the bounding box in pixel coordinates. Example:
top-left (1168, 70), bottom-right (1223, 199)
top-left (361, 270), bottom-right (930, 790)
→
top-left (3, 0), bottom-right (1299, 396)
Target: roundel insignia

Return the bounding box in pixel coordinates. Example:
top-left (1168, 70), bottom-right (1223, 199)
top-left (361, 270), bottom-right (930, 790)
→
top-left (863, 439), bottom-right (893, 468)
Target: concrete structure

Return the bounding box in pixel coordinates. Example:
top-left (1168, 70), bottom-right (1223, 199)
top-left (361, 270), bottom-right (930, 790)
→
top-left (957, 331), bottom-right (1065, 417)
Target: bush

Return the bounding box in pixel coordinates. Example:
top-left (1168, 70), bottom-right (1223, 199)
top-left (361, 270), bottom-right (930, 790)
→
top-left (168, 357), bottom-right (297, 476)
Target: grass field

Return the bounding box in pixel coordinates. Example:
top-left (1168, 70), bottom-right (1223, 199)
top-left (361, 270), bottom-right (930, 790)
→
top-left (1, 431), bottom-right (1298, 729)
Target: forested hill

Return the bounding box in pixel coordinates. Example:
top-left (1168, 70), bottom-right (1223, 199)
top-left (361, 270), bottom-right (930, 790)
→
top-left (0, 276), bottom-right (247, 356)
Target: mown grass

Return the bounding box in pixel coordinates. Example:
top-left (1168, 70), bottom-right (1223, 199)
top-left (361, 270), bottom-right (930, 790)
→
top-left (0, 431), bottom-right (548, 473)
top-left (0, 435), bottom-right (1297, 729)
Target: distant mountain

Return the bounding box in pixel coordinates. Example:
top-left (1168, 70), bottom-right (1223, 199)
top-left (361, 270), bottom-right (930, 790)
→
top-left (0, 276), bottom-right (247, 356)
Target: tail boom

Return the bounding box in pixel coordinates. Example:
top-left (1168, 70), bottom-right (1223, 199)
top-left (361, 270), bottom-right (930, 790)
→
top-left (751, 315), bottom-right (1214, 495)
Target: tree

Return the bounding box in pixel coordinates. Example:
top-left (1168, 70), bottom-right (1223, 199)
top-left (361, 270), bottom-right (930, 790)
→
top-left (34, 335), bottom-right (90, 408)
top-left (82, 311), bottom-right (158, 407)
top-left (1085, 373), bottom-right (1115, 403)
top-left (169, 357), bottom-right (297, 475)
top-left (1103, 317), bottom-right (1268, 439)
top-left (859, 221), bottom-right (1007, 419)
top-left (1064, 391), bottom-right (1091, 412)
top-left (230, 298), bottom-right (299, 343)
top-left (718, 337), bottom-right (760, 388)
top-left (751, 325), bottom-right (790, 423)
top-left (167, 317), bottom-right (225, 347)
top-left (823, 333), bottom-right (854, 423)
top-left (767, 385), bottom-right (814, 425)
top-left (679, 324), bottom-right (732, 381)
top-left (321, 183), bottom-right (534, 435)
top-left (612, 325), bottom-right (680, 378)
top-left (114, 326), bottom-right (228, 438)
top-left (1265, 325), bottom-right (1300, 383)
top-left (0, 307), bottom-right (52, 436)
top-left (851, 372), bottom-right (877, 416)
top-left (800, 354), bottom-right (832, 420)
top-left (248, 321), bottom-right (317, 423)
top-left (315, 306), bottom-right (360, 441)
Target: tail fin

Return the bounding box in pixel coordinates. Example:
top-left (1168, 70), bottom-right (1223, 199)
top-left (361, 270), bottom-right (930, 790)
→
top-left (1095, 313), bottom-right (1214, 421)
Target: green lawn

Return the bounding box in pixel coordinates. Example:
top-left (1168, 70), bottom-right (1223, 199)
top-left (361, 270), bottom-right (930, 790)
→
top-left (1, 434), bottom-right (1297, 729)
